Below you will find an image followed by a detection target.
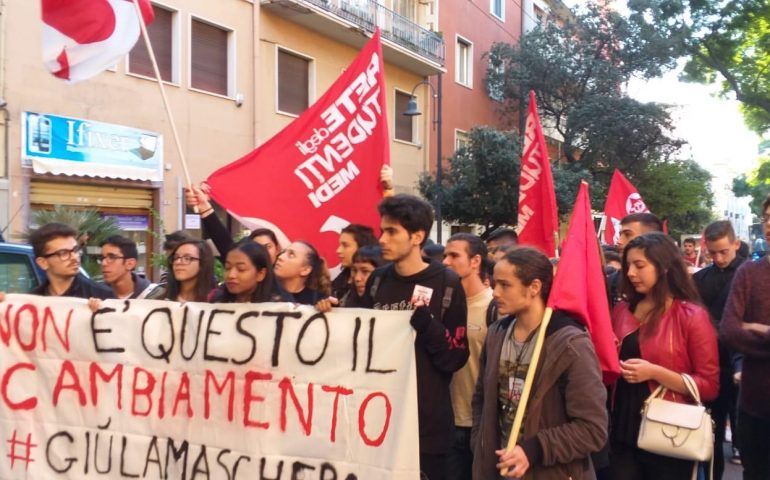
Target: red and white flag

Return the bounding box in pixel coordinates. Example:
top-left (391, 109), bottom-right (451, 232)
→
top-left (42, 0), bottom-right (154, 83)
top-left (206, 31), bottom-right (389, 269)
top-left (602, 169), bottom-right (649, 246)
top-left (549, 182), bottom-right (620, 384)
top-left (517, 90), bottom-right (558, 257)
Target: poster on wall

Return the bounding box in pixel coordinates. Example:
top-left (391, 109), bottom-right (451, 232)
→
top-left (21, 111), bottom-right (164, 182)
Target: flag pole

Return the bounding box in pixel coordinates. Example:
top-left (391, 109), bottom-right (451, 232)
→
top-left (500, 306), bottom-right (554, 476)
top-left (130, 0), bottom-right (193, 188)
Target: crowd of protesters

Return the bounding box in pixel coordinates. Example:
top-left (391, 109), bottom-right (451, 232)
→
top-left (6, 190), bottom-right (770, 480)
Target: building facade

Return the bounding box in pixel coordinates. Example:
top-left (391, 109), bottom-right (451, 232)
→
top-left (0, 0), bottom-right (443, 276)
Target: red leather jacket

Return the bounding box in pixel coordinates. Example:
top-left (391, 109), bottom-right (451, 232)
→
top-left (612, 299), bottom-right (719, 403)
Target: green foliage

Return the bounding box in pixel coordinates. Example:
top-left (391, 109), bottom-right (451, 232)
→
top-left (552, 163), bottom-right (597, 216)
top-left (633, 160), bottom-right (715, 239)
top-left (486, 2), bottom-right (685, 171)
top-left (732, 157), bottom-right (770, 213)
top-left (628, 0), bottom-right (770, 133)
top-left (418, 127), bottom-right (521, 237)
top-left (27, 206), bottom-right (122, 277)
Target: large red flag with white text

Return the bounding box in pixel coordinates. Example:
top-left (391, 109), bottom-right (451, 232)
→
top-left (602, 169), bottom-right (649, 246)
top-left (549, 182), bottom-right (620, 384)
top-left (206, 31), bottom-right (389, 269)
top-left (517, 91), bottom-right (558, 257)
top-left (42, 0), bottom-right (154, 83)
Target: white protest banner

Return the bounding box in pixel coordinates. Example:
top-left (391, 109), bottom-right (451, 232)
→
top-left (0, 294), bottom-right (419, 479)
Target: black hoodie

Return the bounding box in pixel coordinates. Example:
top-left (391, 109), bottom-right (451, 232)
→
top-left (360, 259), bottom-right (469, 455)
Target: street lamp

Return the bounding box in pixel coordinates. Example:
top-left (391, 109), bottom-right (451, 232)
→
top-left (403, 74), bottom-right (443, 243)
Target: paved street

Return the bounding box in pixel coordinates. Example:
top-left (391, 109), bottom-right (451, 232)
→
top-left (722, 441), bottom-right (743, 480)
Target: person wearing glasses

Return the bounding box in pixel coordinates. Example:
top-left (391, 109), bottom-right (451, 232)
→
top-left (166, 239), bottom-right (216, 302)
top-left (98, 235), bottom-right (164, 300)
top-left (28, 222), bottom-right (113, 299)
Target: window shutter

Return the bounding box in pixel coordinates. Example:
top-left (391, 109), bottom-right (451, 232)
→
top-left (128, 6), bottom-right (173, 81)
top-left (395, 92), bottom-right (413, 142)
top-left (278, 50), bottom-right (310, 115)
top-left (191, 20), bottom-right (228, 96)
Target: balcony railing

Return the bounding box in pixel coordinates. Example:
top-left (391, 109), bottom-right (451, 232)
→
top-left (300, 0), bottom-right (445, 66)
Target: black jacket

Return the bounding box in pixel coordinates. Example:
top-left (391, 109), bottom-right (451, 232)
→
top-left (694, 255), bottom-right (746, 373)
top-left (30, 274), bottom-right (114, 299)
top-left (359, 259), bottom-right (469, 454)
top-left (693, 255), bottom-right (746, 328)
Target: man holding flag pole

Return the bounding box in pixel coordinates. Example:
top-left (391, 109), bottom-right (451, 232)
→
top-left (472, 182), bottom-right (614, 479)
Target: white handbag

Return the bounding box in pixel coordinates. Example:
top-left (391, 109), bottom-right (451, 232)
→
top-left (637, 373), bottom-right (714, 462)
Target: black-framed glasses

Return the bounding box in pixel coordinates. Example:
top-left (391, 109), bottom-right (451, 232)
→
top-left (170, 255), bottom-right (200, 265)
top-left (97, 254), bottom-right (126, 264)
top-left (42, 246), bottom-right (82, 261)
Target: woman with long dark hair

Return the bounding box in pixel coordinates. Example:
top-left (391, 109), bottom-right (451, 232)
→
top-left (609, 232), bottom-right (719, 479)
top-left (166, 239), bottom-right (216, 302)
top-left (273, 240), bottom-right (330, 305)
top-left (210, 241), bottom-right (283, 303)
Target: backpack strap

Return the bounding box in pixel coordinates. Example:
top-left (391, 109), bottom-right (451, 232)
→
top-left (485, 298), bottom-right (499, 327)
top-left (439, 268), bottom-right (454, 322)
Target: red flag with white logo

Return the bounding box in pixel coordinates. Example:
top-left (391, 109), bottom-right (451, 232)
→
top-left (517, 91), bottom-right (558, 257)
top-left (602, 169), bottom-right (649, 246)
top-left (42, 0), bottom-right (154, 83)
top-left (206, 31), bottom-right (389, 269)
top-left (548, 182), bottom-right (620, 384)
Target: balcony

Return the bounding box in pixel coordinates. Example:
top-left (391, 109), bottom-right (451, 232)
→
top-left (261, 0), bottom-right (445, 75)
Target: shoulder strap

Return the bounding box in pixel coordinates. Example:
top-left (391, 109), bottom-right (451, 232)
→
top-left (136, 282), bottom-right (159, 300)
top-left (485, 298), bottom-right (498, 327)
top-left (369, 265), bottom-right (390, 300)
top-left (440, 268), bottom-right (454, 321)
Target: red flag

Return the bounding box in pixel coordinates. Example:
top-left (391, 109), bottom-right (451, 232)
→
top-left (42, 0), bottom-right (154, 83)
top-left (602, 169), bottom-right (649, 246)
top-left (548, 182), bottom-right (620, 384)
top-left (517, 91), bottom-right (558, 257)
top-left (206, 31), bottom-right (389, 269)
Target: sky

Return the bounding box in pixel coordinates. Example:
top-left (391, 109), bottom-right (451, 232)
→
top-left (561, 0), bottom-right (761, 179)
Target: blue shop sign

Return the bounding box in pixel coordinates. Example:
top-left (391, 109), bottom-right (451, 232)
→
top-left (22, 111), bottom-right (164, 182)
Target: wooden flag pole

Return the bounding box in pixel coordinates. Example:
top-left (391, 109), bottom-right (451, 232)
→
top-left (131, 0), bottom-right (193, 188)
top-left (500, 306), bottom-right (554, 476)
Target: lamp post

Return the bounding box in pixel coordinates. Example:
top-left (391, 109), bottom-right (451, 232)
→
top-left (403, 74), bottom-right (443, 243)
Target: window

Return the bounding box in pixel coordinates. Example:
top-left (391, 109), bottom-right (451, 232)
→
top-left (278, 48), bottom-right (311, 115)
top-left (0, 252), bottom-right (39, 293)
top-left (534, 5), bottom-right (545, 23)
top-left (395, 91), bottom-right (414, 143)
top-left (455, 130), bottom-right (470, 152)
top-left (128, 4), bottom-right (175, 81)
top-left (491, 0), bottom-right (504, 20)
top-left (456, 37), bottom-right (473, 87)
top-left (190, 18), bottom-right (231, 96)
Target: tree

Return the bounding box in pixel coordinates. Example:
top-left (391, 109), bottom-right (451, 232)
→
top-left (418, 127), bottom-right (521, 237)
top-left (486, 2), bottom-right (685, 181)
top-left (633, 160), bottom-right (715, 238)
top-left (733, 156), bottom-right (770, 214)
top-left (627, 0), bottom-right (770, 133)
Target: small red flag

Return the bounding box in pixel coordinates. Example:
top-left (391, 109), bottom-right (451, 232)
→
top-left (603, 169), bottom-right (649, 246)
top-left (517, 91), bottom-right (558, 257)
top-left (42, 0), bottom-right (154, 83)
top-left (548, 182), bottom-right (620, 384)
top-left (207, 31), bottom-right (389, 269)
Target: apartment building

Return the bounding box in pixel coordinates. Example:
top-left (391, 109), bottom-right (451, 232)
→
top-left (0, 0), bottom-right (443, 273)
